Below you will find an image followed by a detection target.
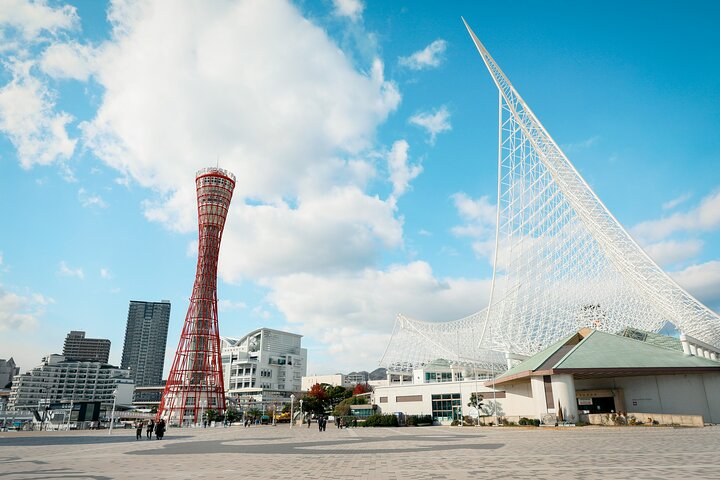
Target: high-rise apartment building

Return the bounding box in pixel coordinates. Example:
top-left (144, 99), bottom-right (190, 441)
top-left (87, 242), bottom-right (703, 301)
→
top-left (63, 331), bottom-right (111, 363)
top-left (121, 300), bottom-right (171, 402)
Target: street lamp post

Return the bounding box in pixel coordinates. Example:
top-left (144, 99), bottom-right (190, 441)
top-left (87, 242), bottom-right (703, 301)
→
top-left (299, 399), bottom-right (303, 425)
top-left (200, 400), bottom-right (207, 428)
top-left (108, 388), bottom-right (118, 435)
top-left (289, 394), bottom-right (295, 429)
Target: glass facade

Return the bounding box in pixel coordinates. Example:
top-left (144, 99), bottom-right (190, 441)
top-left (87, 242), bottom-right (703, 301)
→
top-left (431, 393), bottom-right (461, 421)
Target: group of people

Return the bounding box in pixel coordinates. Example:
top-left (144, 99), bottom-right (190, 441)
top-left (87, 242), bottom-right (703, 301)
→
top-left (312, 415), bottom-right (328, 431)
top-left (335, 417), bottom-right (357, 428)
top-left (135, 418), bottom-right (166, 440)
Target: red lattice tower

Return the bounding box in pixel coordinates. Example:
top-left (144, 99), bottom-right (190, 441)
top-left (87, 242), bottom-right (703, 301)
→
top-left (157, 167), bottom-right (235, 425)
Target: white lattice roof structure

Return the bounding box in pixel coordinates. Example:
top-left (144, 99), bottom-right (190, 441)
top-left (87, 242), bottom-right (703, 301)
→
top-left (379, 20), bottom-right (720, 372)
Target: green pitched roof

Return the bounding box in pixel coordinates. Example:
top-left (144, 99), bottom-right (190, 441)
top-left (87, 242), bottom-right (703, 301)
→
top-left (494, 328), bottom-right (720, 383)
top-left (556, 330), bottom-right (720, 369)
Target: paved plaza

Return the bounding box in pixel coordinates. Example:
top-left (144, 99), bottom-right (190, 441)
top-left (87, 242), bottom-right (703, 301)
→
top-left (1, 424), bottom-right (719, 479)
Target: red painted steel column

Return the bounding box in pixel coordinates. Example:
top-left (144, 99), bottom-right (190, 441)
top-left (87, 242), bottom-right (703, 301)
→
top-left (157, 167), bottom-right (235, 426)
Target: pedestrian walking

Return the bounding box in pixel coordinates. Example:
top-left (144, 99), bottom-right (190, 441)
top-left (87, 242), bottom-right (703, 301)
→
top-left (155, 418), bottom-right (166, 440)
top-left (307, 416), bottom-right (311, 428)
top-left (146, 420), bottom-right (154, 439)
top-left (135, 421), bottom-right (143, 440)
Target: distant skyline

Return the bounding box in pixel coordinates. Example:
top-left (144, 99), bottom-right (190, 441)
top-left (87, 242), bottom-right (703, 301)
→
top-left (1, 0), bottom-right (719, 375)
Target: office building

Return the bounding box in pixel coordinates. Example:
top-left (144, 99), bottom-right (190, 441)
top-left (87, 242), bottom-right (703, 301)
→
top-left (62, 331), bottom-right (111, 363)
top-left (221, 328), bottom-right (307, 407)
top-left (121, 300), bottom-right (171, 402)
top-left (9, 355), bottom-right (133, 410)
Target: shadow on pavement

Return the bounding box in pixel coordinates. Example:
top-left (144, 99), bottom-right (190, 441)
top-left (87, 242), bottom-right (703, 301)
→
top-left (128, 433), bottom-right (504, 456)
top-left (0, 435), bottom-right (191, 447)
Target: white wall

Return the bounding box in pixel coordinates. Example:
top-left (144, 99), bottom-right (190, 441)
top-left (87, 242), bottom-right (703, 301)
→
top-left (373, 380), bottom-right (535, 424)
top-left (572, 373), bottom-right (719, 423)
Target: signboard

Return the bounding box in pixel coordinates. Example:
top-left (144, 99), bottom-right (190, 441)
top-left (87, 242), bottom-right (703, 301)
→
top-left (578, 398), bottom-right (593, 406)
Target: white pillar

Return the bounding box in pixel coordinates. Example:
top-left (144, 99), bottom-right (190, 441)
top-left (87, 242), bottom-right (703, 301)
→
top-left (696, 347), bottom-right (705, 358)
top-left (711, 352), bottom-right (718, 361)
top-left (680, 334), bottom-right (691, 355)
top-left (703, 349), bottom-right (711, 359)
top-left (551, 374), bottom-right (579, 424)
top-left (689, 344), bottom-right (697, 356)
top-left (530, 376), bottom-right (548, 420)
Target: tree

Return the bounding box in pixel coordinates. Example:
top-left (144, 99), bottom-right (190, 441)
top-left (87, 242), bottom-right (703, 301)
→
top-left (468, 392), bottom-right (484, 410)
top-left (325, 385), bottom-right (352, 409)
top-left (352, 383), bottom-right (371, 395)
top-left (205, 409), bottom-right (220, 422)
top-left (225, 407), bottom-right (240, 424)
top-left (246, 408), bottom-right (262, 421)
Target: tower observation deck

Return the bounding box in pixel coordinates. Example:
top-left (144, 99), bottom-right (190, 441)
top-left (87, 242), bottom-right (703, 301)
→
top-left (157, 167), bottom-right (236, 425)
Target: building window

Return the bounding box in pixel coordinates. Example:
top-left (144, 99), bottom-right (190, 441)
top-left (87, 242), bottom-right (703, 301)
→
top-left (379, 397), bottom-right (388, 403)
top-left (424, 372), bottom-right (453, 383)
top-left (431, 393), bottom-right (461, 421)
top-left (396, 395), bottom-right (422, 402)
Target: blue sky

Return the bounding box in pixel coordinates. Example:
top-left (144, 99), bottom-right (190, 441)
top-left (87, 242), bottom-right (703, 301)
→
top-left (1, 0), bottom-right (719, 375)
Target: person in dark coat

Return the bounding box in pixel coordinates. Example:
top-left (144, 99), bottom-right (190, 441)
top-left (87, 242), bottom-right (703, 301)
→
top-left (135, 421), bottom-right (143, 440)
top-left (146, 420), bottom-right (154, 439)
top-left (155, 419), bottom-right (166, 440)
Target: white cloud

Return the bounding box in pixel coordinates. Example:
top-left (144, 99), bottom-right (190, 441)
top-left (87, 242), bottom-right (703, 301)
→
top-left (331, 0), bottom-right (364, 21)
top-left (451, 193), bottom-right (497, 261)
top-left (58, 260), bottom-right (84, 279)
top-left (644, 239), bottom-right (703, 267)
top-left (399, 39), bottom-right (447, 70)
top-left (39, 41), bottom-right (95, 81)
top-left (99, 268), bottom-right (111, 279)
top-left (0, 284), bottom-right (51, 331)
top-left (632, 190), bottom-right (720, 242)
top-left (670, 260), bottom-right (720, 309)
top-left (0, 0), bottom-right (78, 41)
top-left (265, 261), bottom-right (492, 372)
top-left (409, 105), bottom-right (451, 144)
top-left (386, 139), bottom-right (422, 203)
top-left (218, 187), bottom-right (402, 281)
top-left (82, 0), bottom-right (402, 283)
top-left (662, 192), bottom-right (692, 211)
top-left (218, 299), bottom-right (247, 312)
top-left (78, 187), bottom-right (108, 208)
top-left (0, 60), bottom-right (76, 168)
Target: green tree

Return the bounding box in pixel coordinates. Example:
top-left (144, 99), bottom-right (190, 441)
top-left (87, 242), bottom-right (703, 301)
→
top-left (468, 392), bottom-right (484, 410)
top-left (225, 407), bottom-right (240, 423)
top-left (205, 409), bottom-right (220, 422)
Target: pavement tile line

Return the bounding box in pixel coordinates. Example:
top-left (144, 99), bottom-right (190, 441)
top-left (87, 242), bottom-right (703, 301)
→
top-left (0, 426), bottom-right (719, 480)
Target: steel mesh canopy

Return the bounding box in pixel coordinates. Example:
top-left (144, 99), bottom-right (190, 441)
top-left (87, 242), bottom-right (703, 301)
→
top-left (379, 21), bottom-right (720, 370)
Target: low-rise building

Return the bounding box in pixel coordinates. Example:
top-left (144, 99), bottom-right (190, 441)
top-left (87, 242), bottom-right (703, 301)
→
top-left (373, 328), bottom-right (720, 425)
top-left (301, 374), bottom-right (350, 391)
top-left (221, 328), bottom-right (307, 407)
top-left (9, 355), bottom-right (134, 410)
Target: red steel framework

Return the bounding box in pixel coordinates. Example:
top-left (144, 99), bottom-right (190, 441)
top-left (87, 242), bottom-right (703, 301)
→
top-left (157, 167), bottom-right (236, 425)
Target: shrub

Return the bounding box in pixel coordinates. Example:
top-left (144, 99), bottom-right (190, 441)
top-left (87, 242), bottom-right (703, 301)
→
top-left (362, 414), bottom-right (398, 427)
top-left (405, 415), bottom-right (433, 426)
top-left (519, 417), bottom-right (540, 426)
